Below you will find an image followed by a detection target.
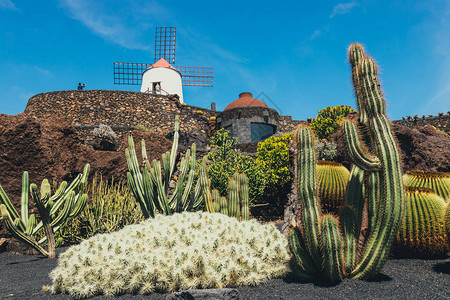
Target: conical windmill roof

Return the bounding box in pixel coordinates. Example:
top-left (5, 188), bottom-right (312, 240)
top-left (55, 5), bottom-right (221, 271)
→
top-left (148, 58), bottom-right (179, 72)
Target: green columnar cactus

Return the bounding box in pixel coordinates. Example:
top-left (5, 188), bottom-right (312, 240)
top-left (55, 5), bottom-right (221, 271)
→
top-left (396, 186), bottom-right (448, 255)
top-left (316, 161), bottom-right (350, 212)
top-left (125, 116), bottom-right (202, 218)
top-left (0, 164), bottom-right (89, 258)
top-left (403, 171), bottom-right (450, 201)
top-left (240, 174), bottom-right (250, 221)
top-left (199, 166), bottom-right (249, 221)
top-left (228, 180), bottom-right (239, 219)
top-left (288, 43), bottom-right (404, 282)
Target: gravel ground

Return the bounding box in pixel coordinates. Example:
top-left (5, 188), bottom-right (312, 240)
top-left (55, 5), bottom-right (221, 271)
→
top-left (0, 248), bottom-right (449, 300)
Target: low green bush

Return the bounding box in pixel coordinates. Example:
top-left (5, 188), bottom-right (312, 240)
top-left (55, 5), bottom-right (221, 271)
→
top-left (205, 129), bottom-right (266, 205)
top-left (48, 212), bottom-right (289, 297)
top-left (256, 133), bottom-right (292, 189)
top-left (310, 105), bottom-right (355, 139)
top-left (58, 175), bottom-right (143, 245)
top-left (133, 124), bottom-right (153, 132)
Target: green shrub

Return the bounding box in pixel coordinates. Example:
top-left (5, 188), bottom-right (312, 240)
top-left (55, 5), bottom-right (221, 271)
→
top-left (256, 133), bottom-right (292, 189)
top-left (48, 212), bottom-right (289, 297)
top-left (310, 105), bottom-right (356, 139)
top-left (316, 140), bottom-right (337, 161)
top-left (58, 175), bottom-right (143, 245)
top-left (133, 124), bottom-right (153, 132)
top-left (205, 129), bottom-right (266, 205)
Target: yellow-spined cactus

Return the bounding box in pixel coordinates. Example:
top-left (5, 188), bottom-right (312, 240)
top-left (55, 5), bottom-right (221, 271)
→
top-left (316, 161), bottom-right (350, 212)
top-left (444, 204), bottom-right (450, 246)
top-left (396, 186), bottom-right (449, 256)
top-left (403, 171), bottom-right (450, 201)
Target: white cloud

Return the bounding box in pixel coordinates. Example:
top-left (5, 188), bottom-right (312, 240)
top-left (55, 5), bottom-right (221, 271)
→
top-left (330, 2), bottom-right (359, 18)
top-left (310, 30), bottom-right (322, 40)
top-left (34, 66), bottom-right (52, 76)
top-left (0, 0), bottom-right (18, 10)
top-left (59, 0), bottom-right (166, 50)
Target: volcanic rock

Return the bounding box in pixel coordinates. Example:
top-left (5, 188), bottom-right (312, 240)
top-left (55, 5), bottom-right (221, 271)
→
top-left (0, 113), bottom-right (172, 238)
top-left (328, 122), bottom-right (450, 172)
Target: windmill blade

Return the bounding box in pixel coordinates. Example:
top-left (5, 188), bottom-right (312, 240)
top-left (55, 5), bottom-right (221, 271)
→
top-left (177, 66), bottom-right (214, 87)
top-left (113, 62), bottom-right (152, 85)
top-left (155, 27), bottom-right (176, 64)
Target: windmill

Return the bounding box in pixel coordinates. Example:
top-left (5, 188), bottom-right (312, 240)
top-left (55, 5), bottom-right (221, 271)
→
top-left (113, 27), bottom-right (213, 103)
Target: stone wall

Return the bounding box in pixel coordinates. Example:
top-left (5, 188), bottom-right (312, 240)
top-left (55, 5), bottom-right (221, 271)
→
top-left (393, 114), bottom-right (450, 133)
top-left (25, 90), bottom-right (306, 149)
top-left (25, 90), bottom-right (217, 147)
top-left (279, 115), bottom-right (307, 133)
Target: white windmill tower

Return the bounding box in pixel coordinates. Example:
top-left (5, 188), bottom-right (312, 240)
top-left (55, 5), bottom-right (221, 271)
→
top-left (113, 27), bottom-right (213, 104)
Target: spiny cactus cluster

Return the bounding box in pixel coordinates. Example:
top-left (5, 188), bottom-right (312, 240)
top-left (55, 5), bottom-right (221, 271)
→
top-left (288, 43), bottom-right (404, 282)
top-left (0, 164), bottom-right (90, 258)
top-left (48, 212), bottom-right (289, 298)
top-left (126, 116), bottom-right (202, 218)
top-left (199, 166), bottom-right (250, 221)
top-left (396, 186), bottom-right (449, 255)
top-left (316, 161), bottom-right (350, 212)
top-left (403, 171), bottom-right (450, 201)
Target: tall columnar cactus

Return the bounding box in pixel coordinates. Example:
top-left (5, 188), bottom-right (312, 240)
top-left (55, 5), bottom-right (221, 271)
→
top-left (125, 116), bottom-right (202, 218)
top-left (0, 164), bottom-right (90, 258)
top-left (396, 186), bottom-right (448, 255)
top-left (288, 43), bottom-right (404, 282)
top-left (403, 171), bottom-right (450, 201)
top-left (316, 161), bottom-right (350, 212)
top-left (199, 165), bottom-right (250, 221)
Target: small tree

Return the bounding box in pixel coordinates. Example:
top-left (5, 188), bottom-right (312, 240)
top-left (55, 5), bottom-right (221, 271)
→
top-left (310, 105), bottom-right (356, 139)
top-left (205, 129), bottom-right (266, 205)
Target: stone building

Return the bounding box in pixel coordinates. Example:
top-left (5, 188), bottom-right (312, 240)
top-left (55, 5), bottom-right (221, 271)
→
top-left (216, 92), bottom-right (279, 143)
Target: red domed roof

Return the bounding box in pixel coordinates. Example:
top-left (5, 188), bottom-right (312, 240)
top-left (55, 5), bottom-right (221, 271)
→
top-left (224, 92), bottom-right (269, 111)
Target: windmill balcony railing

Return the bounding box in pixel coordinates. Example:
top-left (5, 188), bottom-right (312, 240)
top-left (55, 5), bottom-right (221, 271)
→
top-left (143, 87), bottom-right (170, 96)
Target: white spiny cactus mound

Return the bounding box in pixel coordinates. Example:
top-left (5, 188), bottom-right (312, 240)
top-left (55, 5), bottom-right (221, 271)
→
top-left (49, 212), bottom-right (289, 298)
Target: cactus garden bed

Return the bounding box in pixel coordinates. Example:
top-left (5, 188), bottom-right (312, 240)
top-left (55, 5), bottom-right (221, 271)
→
top-left (0, 243), bottom-right (448, 299)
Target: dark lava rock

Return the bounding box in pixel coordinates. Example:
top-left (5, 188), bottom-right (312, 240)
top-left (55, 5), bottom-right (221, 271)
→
top-left (166, 288), bottom-right (240, 300)
top-left (328, 122), bottom-right (450, 172)
top-left (0, 113), bottom-right (172, 239)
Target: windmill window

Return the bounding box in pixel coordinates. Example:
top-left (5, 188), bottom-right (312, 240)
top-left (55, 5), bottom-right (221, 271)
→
top-left (152, 82), bottom-right (161, 92)
top-left (251, 123), bottom-right (275, 141)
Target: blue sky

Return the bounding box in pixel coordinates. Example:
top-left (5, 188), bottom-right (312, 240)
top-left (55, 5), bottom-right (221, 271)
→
top-left (0, 0), bottom-right (449, 120)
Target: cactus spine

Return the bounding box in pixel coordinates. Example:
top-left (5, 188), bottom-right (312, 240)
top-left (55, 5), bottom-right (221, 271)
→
top-left (403, 171), bottom-right (450, 201)
top-left (316, 161), bottom-right (350, 212)
top-left (396, 186), bottom-right (448, 255)
top-left (199, 166), bottom-right (249, 221)
top-left (125, 116), bottom-right (202, 218)
top-left (0, 164), bottom-right (89, 258)
top-left (288, 43), bottom-right (404, 282)
top-left (444, 204), bottom-right (450, 246)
